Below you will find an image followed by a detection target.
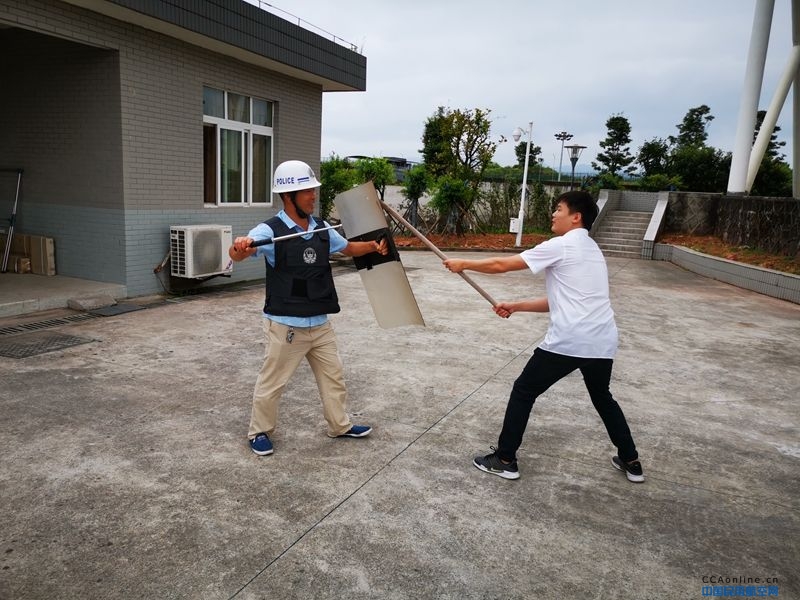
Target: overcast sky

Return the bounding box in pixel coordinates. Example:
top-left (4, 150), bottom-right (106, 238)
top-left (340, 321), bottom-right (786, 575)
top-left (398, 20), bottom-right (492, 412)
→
top-left (258, 1), bottom-right (795, 173)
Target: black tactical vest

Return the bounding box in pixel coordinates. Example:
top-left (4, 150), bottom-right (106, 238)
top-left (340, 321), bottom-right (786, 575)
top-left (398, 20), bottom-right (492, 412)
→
top-left (263, 216), bottom-right (341, 317)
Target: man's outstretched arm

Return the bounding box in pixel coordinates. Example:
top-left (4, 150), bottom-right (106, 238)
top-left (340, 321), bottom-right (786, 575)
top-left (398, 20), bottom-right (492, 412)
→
top-left (443, 254), bottom-right (527, 274)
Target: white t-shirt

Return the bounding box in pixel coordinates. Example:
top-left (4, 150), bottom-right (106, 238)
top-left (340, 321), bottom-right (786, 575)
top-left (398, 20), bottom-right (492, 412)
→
top-left (520, 228), bottom-right (618, 358)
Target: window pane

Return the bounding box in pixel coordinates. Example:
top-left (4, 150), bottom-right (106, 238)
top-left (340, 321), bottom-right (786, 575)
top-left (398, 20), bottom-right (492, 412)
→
top-left (203, 87), bottom-right (224, 118)
top-left (253, 99), bottom-right (273, 126)
top-left (244, 132), bottom-right (250, 203)
top-left (252, 134), bottom-right (271, 203)
top-left (221, 129), bottom-right (243, 203)
top-left (227, 93), bottom-right (250, 123)
top-left (203, 123), bottom-right (217, 203)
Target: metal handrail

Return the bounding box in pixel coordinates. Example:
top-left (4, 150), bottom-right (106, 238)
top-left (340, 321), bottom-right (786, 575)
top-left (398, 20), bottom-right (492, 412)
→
top-left (247, 1), bottom-right (361, 53)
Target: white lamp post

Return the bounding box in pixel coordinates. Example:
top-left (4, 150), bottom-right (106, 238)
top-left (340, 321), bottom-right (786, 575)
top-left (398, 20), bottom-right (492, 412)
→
top-left (554, 131), bottom-right (573, 182)
top-left (511, 121), bottom-right (533, 247)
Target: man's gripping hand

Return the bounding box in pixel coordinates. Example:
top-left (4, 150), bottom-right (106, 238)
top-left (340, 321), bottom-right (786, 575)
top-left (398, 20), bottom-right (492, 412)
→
top-left (229, 236), bottom-right (257, 261)
top-left (443, 258), bottom-right (466, 273)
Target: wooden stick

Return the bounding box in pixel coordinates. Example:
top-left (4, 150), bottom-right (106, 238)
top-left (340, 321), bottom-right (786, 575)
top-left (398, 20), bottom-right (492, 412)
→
top-left (380, 201), bottom-right (497, 307)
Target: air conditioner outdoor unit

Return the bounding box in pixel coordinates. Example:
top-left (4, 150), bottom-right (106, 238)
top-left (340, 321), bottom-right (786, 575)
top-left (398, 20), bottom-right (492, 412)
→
top-left (170, 224), bottom-right (233, 278)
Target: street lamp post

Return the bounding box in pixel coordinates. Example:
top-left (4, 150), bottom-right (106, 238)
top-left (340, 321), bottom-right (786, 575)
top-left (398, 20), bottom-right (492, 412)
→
top-left (554, 131), bottom-right (573, 182)
top-left (564, 144), bottom-right (587, 190)
top-left (512, 121), bottom-right (533, 247)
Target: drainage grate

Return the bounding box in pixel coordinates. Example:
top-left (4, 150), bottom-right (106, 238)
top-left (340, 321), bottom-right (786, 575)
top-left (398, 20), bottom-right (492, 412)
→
top-left (0, 313), bottom-right (98, 337)
top-left (0, 331), bottom-right (96, 359)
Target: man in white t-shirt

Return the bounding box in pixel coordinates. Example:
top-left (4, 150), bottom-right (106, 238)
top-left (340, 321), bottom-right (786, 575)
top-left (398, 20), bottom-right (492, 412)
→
top-left (444, 191), bottom-right (644, 483)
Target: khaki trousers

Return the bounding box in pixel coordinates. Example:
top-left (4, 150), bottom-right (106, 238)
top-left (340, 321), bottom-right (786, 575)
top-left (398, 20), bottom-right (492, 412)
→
top-left (248, 319), bottom-right (351, 438)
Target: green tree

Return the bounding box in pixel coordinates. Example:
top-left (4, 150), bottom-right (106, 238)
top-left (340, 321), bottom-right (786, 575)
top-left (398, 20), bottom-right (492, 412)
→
top-left (588, 172), bottom-right (625, 197)
top-left (749, 110), bottom-right (792, 196)
top-left (670, 145), bottom-right (730, 192)
top-left (751, 158), bottom-right (793, 197)
top-left (429, 175), bottom-right (471, 232)
top-left (401, 164), bottom-right (429, 227)
top-left (419, 106), bottom-right (497, 234)
top-left (753, 110), bottom-right (787, 161)
top-left (638, 174), bottom-right (683, 192)
top-left (514, 141), bottom-right (542, 169)
top-left (670, 105), bottom-right (713, 148)
top-left (421, 106), bottom-right (456, 178)
top-left (592, 114), bottom-right (636, 177)
top-left (319, 154), bottom-right (356, 220)
top-left (353, 157), bottom-right (396, 201)
top-left (637, 138), bottom-right (670, 177)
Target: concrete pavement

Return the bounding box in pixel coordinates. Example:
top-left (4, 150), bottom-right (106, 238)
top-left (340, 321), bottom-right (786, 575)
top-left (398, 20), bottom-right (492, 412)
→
top-left (1, 251), bottom-right (798, 599)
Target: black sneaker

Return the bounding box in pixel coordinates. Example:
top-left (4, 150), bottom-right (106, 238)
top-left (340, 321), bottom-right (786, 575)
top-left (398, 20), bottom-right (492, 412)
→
top-left (612, 455), bottom-right (644, 483)
top-left (473, 448), bottom-right (520, 480)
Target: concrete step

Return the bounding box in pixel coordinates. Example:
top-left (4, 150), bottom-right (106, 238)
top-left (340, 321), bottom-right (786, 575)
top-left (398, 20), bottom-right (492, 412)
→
top-left (597, 221), bottom-right (647, 233)
top-left (597, 242), bottom-right (643, 253)
top-left (612, 210), bottom-right (652, 218)
top-left (600, 216), bottom-right (650, 225)
top-left (593, 231), bottom-right (644, 241)
top-left (602, 220), bottom-right (650, 229)
top-left (601, 248), bottom-right (642, 259)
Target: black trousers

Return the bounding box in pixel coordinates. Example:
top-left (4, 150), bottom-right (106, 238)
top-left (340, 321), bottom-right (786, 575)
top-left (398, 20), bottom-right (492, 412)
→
top-left (497, 347), bottom-right (638, 463)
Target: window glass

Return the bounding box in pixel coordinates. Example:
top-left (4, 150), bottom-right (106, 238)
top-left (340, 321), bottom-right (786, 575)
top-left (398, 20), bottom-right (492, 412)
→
top-left (253, 99), bottom-right (273, 127)
top-left (203, 88), bottom-right (273, 205)
top-left (227, 93), bottom-right (250, 123)
top-left (203, 87), bottom-right (224, 118)
top-left (221, 129), bottom-right (243, 203)
top-left (202, 124), bottom-right (217, 204)
top-left (252, 134), bottom-right (272, 202)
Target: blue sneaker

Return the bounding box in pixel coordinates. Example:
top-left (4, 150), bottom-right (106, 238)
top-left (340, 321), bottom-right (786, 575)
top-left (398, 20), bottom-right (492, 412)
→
top-left (249, 433), bottom-right (273, 455)
top-left (337, 425), bottom-right (372, 438)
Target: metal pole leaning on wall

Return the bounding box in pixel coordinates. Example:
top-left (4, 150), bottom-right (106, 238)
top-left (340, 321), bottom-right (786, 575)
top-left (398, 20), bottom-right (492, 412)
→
top-left (1, 168), bottom-right (23, 273)
top-left (379, 201), bottom-right (498, 307)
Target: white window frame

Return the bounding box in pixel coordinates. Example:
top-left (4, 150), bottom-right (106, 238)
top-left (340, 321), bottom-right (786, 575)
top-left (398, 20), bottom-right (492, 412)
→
top-left (203, 89), bottom-right (273, 206)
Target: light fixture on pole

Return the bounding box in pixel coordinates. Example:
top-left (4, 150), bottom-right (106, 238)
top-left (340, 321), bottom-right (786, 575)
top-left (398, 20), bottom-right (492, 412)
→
top-left (511, 121), bottom-right (533, 247)
top-left (554, 131), bottom-right (573, 182)
top-left (564, 144), bottom-right (586, 190)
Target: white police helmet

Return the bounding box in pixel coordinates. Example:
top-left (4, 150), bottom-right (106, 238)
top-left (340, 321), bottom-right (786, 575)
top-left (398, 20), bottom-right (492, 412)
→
top-left (273, 160), bottom-right (322, 194)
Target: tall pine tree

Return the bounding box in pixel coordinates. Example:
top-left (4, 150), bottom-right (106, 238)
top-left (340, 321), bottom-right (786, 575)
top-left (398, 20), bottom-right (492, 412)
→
top-left (592, 114), bottom-right (636, 177)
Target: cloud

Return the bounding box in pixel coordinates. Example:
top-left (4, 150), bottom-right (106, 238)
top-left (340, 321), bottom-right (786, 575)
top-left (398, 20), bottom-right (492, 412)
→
top-left (260, 0), bottom-right (796, 172)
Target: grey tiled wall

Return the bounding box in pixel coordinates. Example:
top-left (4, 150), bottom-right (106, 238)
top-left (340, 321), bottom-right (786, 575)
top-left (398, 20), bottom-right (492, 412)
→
top-left (653, 244), bottom-right (799, 304)
top-left (0, 0), bottom-right (325, 296)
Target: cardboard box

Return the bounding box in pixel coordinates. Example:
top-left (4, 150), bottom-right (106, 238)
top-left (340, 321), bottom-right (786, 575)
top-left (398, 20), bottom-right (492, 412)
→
top-left (0, 233), bottom-right (31, 256)
top-left (11, 254), bottom-right (31, 274)
top-left (29, 236), bottom-right (56, 276)
top-left (1, 233), bottom-right (56, 275)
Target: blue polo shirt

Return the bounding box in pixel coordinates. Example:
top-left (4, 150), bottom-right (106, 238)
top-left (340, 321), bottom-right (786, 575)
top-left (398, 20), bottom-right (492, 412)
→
top-left (248, 211), bottom-right (348, 327)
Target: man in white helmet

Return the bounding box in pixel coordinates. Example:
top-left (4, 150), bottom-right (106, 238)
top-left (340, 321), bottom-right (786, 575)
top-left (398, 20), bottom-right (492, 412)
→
top-left (229, 160), bottom-right (388, 456)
